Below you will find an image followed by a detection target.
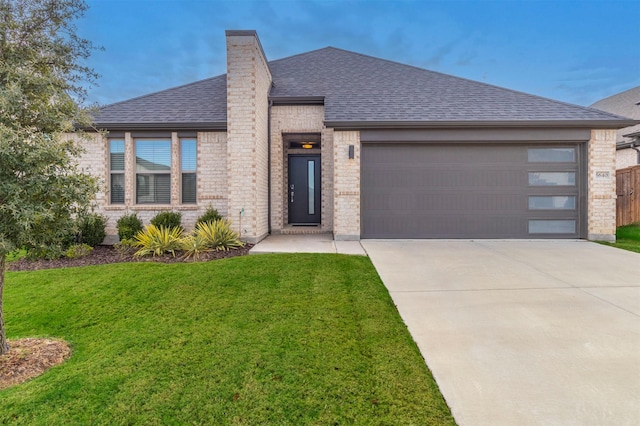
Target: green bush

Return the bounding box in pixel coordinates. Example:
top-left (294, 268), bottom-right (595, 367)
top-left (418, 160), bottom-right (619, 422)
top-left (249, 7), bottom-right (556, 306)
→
top-left (133, 225), bottom-right (183, 257)
top-left (196, 207), bottom-right (222, 225)
top-left (77, 213), bottom-right (107, 246)
top-left (116, 213), bottom-right (144, 241)
top-left (65, 243), bottom-right (93, 258)
top-left (26, 244), bottom-right (67, 260)
top-left (195, 219), bottom-right (244, 251)
top-left (150, 211), bottom-right (182, 231)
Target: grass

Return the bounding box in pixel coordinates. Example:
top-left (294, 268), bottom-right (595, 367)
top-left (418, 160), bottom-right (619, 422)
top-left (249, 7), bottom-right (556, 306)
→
top-left (1, 254), bottom-right (454, 425)
top-left (600, 223), bottom-right (640, 253)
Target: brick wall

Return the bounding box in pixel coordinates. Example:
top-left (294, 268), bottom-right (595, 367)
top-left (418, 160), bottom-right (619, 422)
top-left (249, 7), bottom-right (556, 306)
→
top-left (333, 131), bottom-right (360, 240)
top-left (587, 129), bottom-right (617, 241)
top-left (617, 148), bottom-right (639, 169)
top-left (226, 31), bottom-right (272, 243)
top-left (73, 131), bottom-right (228, 242)
top-left (269, 105), bottom-right (328, 232)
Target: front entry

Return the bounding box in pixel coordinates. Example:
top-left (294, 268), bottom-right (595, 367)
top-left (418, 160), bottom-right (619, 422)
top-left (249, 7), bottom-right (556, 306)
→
top-left (288, 155), bottom-right (321, 224)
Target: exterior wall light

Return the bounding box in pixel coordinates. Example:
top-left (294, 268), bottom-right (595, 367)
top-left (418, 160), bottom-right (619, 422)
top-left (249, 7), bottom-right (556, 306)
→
top-left (348, 145), bottom-right (354, 159)
top-left (302, 143), bottom-right (313, 149)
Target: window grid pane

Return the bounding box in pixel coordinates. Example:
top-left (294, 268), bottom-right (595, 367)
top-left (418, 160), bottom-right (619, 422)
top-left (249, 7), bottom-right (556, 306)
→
top-left (110, 173), bottom-right (125, 204)
top-left (110, 140), bottom-right (125, 171)
top-left (529, 172), bottom-right (576, 186)
top-left (182, 173), bottom-right (196, 204)
top-left (136, 140), bottom-right (171, 172)
top-left (528, 196), bottom-right (576, 210)
top-left (528, 148), bottom-right (575, 163)
top-left (181, 139), bottom-right (197, 171)
top-left (528, 220), bottom-right (576, 234)
top-left (136, 174), bottom-right (171, 204)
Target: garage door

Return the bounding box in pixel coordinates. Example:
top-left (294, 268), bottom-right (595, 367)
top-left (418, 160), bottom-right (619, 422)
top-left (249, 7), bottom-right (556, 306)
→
top-left (361, 144), bottom-right (584, 239)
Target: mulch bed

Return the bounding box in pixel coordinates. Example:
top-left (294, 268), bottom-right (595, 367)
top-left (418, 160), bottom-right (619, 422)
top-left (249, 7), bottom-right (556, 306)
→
top-left (0, 338), bottom-right (71, 390)
top-left (7, 244), bottom-right (254, 272)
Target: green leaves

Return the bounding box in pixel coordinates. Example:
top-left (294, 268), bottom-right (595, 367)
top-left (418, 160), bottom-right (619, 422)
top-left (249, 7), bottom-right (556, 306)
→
top-left (133, 225), bottom-right (184, 258)
top-left (0, 0), bottom-right (99, 354)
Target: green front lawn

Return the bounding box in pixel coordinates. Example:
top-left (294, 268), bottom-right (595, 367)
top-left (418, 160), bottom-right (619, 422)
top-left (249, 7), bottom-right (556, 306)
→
top-left (1, 254), bottom-right (454, 425)
top-left (601, 223), bottom-right (640, 253)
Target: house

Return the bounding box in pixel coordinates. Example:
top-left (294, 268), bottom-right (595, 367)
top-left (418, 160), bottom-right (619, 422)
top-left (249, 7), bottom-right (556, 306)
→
top-left (590, 86), bottom-right (640, 169)
top-left (76, 30), bottom-right (636, 243)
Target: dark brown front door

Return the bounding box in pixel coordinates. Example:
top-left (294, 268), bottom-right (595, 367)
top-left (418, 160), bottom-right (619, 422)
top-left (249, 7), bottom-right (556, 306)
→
top-left (288, 155), bottom-right (321, 224)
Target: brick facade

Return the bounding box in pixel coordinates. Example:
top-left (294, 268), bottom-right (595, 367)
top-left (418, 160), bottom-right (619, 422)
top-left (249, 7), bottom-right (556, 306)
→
top-left (587, 129), bottom-right (617, 241)
top-left (617, 148), bottom-right (639, 170)
top-left (74, 131), bottom-right (228, 242)
top-left (225, 31), bottom-right (272, 243)
top-left (77, 31), bottom-right (624, 244)
top-left (269, 105), bottom-right (331, 232)
top-left (333, 131), bottom-right (360, 240)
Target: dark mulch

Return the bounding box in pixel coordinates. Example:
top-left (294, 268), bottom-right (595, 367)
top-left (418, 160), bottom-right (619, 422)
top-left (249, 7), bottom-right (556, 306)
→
top-left (7, 244), bottom-right (254, 272)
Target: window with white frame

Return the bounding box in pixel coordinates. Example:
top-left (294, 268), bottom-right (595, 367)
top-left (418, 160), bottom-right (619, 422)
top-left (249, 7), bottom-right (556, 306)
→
top-left (181, 139), bottom-right (197, 204)
top-left (109, 139), bottom-right (125, 204)
top-left (135, 139), bottom-right (171, 204)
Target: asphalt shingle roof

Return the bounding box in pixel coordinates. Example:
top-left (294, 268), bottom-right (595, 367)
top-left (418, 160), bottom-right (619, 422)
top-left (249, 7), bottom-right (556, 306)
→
top-left (95, 46), bottom-right (632, 129)
top-left (590, 86), bottom-right (640, 144)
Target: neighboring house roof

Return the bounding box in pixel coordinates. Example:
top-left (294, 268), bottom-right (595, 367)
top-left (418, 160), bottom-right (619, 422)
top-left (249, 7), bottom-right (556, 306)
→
top-left (590, 86), bottom-right (640, 148)
top-left (95, 46), bottom-right (635, 130)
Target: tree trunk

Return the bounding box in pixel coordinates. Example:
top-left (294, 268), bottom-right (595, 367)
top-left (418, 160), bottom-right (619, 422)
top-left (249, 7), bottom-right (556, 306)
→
top-left (0, 256), bottom-right (8, 355)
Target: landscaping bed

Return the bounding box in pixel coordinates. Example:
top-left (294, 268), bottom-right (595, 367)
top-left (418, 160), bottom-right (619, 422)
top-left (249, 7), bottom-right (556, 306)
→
top-left (7, 244), bottom-right (253, 272)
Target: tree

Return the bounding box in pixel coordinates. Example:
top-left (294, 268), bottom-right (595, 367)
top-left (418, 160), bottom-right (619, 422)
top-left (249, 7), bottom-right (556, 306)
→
top-left (0, 0), bottom-right (99, 355)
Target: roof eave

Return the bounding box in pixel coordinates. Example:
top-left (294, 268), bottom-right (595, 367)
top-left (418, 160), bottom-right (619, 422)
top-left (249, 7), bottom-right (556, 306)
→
top-left (269, 96), bottom-right (325, 105)
top-left (325, 119), bottom-right (640, 130)
top-left (90, 122), bottom-right (228, 131)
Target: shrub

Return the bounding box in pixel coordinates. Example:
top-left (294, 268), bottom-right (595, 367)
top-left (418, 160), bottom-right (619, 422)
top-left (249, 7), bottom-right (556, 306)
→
top-left (196, 207), bottom-right (222, 225)
top-left (150, 211), bottom-right (182, 231)
top-left (195, 219), bottom-right (244, 251)
top-left (77, 213), bottom-right (107, 246)
top-left (117, 213), bottom-right (144, 241)
top-left (133, 225), bottom-right (183, 257)
top-left (180, 234), bottom-right (210, 260)
top-left (65, 243), bottom-right (93, 258)
top-left (26, 242), bottom-right (70, 260)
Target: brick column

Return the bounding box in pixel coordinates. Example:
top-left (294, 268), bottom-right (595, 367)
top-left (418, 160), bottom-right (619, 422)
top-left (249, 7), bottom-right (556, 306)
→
top-left (333, 131), bottom-right (360, 240)
top-left (225, 30), bottom-right (272, 243)
top-left (587, 129), bottom-right (617, 241)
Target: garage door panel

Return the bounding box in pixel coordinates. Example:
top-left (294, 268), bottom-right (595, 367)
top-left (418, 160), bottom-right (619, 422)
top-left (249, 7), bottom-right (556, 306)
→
top-left (361, 143), bottom-right (582, 239)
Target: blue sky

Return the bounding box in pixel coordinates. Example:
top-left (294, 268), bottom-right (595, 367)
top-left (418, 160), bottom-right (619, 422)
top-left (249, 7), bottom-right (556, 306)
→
top-left (78, 0), bottom-right (640, 108)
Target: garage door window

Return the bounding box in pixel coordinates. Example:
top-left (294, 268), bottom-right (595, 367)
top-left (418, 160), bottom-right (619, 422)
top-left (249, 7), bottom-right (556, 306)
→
top-left (528, 220), bottom-right (576, 234)
top-left (529, 172), bottom-right (575, 186)
top-left (528, 196), bottom-right (576, 210)
top-left (528, 148), bottom-right (575, 162)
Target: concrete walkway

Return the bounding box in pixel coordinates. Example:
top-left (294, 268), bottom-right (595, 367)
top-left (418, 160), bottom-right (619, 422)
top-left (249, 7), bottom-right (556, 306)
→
top-left (250, 234), bottom-right (366, 256)
top-left (362, 240), bottom-right (640, 426)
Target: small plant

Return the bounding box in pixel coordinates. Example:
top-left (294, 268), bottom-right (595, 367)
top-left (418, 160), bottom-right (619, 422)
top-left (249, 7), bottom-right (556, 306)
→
top-left (195, 219), bottom-right (244, 251)
top-left (77, 213), bottom-right (107, 246)
top-left (196, 207), bottom-right (222, 225)
top-left (150, 211), bottom-right (182, 231)
top-left (133, 225), bottom-right (183, 257)
top-left (114, 238), bottom-right (136, 255)
top-left (180, 234), bottom-right (210, 260)
top-left (65, 243), bottom-right (93, 259)
top-left (117, 213), bottom-right (144, 241)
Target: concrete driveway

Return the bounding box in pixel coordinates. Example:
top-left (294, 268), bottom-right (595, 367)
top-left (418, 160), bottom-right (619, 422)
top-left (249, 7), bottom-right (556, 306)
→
top-left (362, 240), bottom-right (640, 426)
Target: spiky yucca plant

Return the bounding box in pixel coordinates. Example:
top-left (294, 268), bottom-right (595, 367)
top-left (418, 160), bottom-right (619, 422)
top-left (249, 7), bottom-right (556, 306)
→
top-left (195, 220), bottom-right (244, 251)
top-left (180, 234), bottom-right (210, 260)
top-left (133, 225), bottom-right (183, 257)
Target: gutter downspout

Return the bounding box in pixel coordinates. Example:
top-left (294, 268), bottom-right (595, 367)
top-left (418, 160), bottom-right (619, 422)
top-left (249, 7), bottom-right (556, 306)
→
top-left (631, 144), bottom-right (640, 165)
top-left (267, 99), bottom-right (273, 234)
